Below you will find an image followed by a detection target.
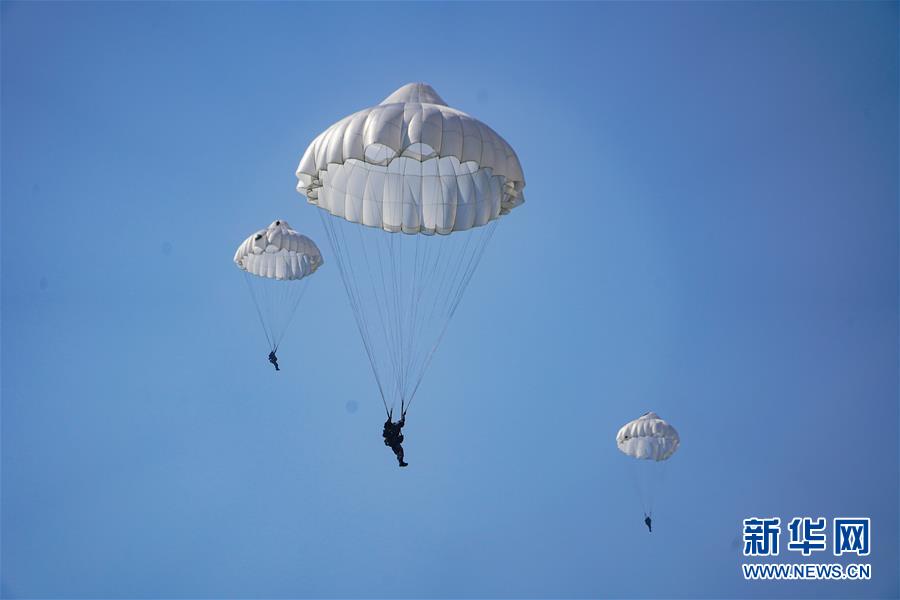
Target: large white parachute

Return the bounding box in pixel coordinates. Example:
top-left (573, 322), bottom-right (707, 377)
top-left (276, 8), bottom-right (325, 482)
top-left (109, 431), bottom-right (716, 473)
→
top-left (296, 83), bottom-right (524, 416)
top-left (297, 82), bottom-right (524, 234)
top-left (234, 220), bottom-right (323, 352)
top-left (616, 412), bottom-right (680, 461)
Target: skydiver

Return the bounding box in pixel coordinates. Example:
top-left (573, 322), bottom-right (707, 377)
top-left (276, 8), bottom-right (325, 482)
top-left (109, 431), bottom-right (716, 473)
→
top-left (382, 413), bottom-right (408, 467)
top-left (644, 513), bottom-right (652, 533)
top-left (268, 350), bottom-right (280, 371)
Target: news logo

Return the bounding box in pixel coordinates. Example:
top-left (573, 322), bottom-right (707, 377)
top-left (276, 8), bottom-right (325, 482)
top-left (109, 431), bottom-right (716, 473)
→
top-left (741, 516), bottom-right (872, 581)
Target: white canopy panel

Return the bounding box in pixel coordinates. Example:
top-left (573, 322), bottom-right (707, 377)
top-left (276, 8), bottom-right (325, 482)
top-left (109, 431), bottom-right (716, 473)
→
top-left (296, 83), bottom-right (525, 234)
top-left (616, 412), bottom-right (680, 462)
top-left (234, 219), bottom-right (323, 281)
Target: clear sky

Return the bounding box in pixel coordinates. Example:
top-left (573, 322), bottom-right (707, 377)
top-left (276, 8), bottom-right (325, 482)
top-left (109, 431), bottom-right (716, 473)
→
top-left (2, 2), bottom-right (898, 598)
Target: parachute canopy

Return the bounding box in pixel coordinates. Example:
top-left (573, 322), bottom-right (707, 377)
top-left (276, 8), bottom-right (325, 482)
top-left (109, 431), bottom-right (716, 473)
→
top-left (296, 82), bottom-right (525, 235)
top-left (616, 412), bottom-right (680, 462)
top-left (234, 219), bottom-right (323, 280)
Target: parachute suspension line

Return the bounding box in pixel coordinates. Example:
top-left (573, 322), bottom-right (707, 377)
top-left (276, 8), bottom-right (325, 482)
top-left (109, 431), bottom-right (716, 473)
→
top-left (647, 459), bottom-right (671, 515)
top-left (626, 457), bottom-right (670, 516)
top-left (319, 210), bottom-right (390, 416)
top-left (320, 210), bottom-right (388, 414)
top-left (243, 261), bottom-right (310, 354)
top-left (392, 230), bottom-right (406, 412)
top-left (396, 232), bottom-right (417, 415)
top-left (334, 216), bottom-right (386, 411)
top-left (361, 218), bottom-right (401, 411)
top-left (399, 231), bottom-right (442, 409)
top-left (383, 231), bottom-right (406, 414)
top-left (272, 277), bottom-right (309, 351)
top-left (373, 228), bottom-right (401, 410)
top-left (418, 222), bottom-right (496, 406)
top-left (403, 231), bottom-right (471, 414)
top-left (318, 165), bottom-right (501, 419)
top-left (400, 230), bottom-right (431, 415)
top-left (449, 220), bottom-right (498, 321)
top-left (400, 230), bottom-right (459, 416)
top-left (397, 227), bottom-right (458, 407)
top-left (626, 460), bottom-right (650, 517)
top-left (243, 272), bottom-right (274, 351)
top-left (404, 220), bottom-right (498, 416)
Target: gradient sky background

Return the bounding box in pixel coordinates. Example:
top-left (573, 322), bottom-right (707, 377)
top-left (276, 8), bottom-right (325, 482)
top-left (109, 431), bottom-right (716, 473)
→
top-left (2, 2), bottom-right (898, 598)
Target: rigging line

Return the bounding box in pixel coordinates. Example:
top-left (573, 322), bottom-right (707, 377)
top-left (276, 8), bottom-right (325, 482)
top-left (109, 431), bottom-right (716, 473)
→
top-left (404, 234), bottom-right (476, 413)
top-left (348, 224), bottom-right (395, 413)
top-left (390, 229), bottom-right (406, 404)
top-left (448, 226), bottom-right (495, 328)
top-left (418, 225), bottom-right (475, 355)
top-left (647, 460), bottom-right (670, 515)
top-left (243, 272), bottom-right (274, 350)
top-left (320, 212), bottom-right (389, 415)
top-left (369, 229), bottom-right (397, 405)
top-left (333, 216), bottom-right (390, 414)
top-left (400, 231), bottom-right (420, 412)
top-left (263, 277), bottom-right (275, 348)
top-left (327, 216), bottom-right (384, 406)
top-left (411, 232), bottom-right (445, 352)
top-left (387, 233), bottom-right (405, 406)
top-left (357, 220), bottom-right (401, 407)
top-left (335, 219), bottom-right (390, 416)
top-left (270, 255), bottom-right (306, 349)
top-left (449, 221), bottom-right (497, 320)
top-left (260, 275), bottom-right (273, 344)
top-left (453, 222), bottom-right (490, 303)
top-left (404, 231), bottom-right (458, 403)
top-left (627, 460), bottom-right (650, 516)
top-left (398, 234), bottom-right (422, 403)
top-left (401, 236), bottom-right (445, 406)
top-left (394, 232), bottom-right (414, 412)
top-left (405, 223), bottom-right (496, 413)
top-left (377, 229), bottom-right (402, 406)
top-left (393, 229), bottom-right (407, 411)
top-left (412, 229), bottom-right (461, 378)
top-left (327, 217), bottom-right (368, 350)
top-left (402, 231), bottom-right (428, 405)
top-left (331, 218), bottom-right (371, 340)
top-left (274, 277), bottom-right (309, 350)
top-left (388, 233), bottom-right (406, 414)
top-left (405, 231), bottom-right (434, 365)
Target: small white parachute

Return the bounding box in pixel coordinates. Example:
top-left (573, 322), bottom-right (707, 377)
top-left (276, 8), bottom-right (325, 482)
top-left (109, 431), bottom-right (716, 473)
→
top-left (617, 412), bottom-right (679, 519)
top-left (234, 219), bottom-right (323, 280)
top-left (616, 412), bottom-right (680, 461)
top-left (234, 220), bottom-right (323, 354)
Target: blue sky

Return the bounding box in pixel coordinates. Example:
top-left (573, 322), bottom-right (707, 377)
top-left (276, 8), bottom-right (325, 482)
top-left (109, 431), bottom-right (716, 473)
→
top-left (2, 2), bottom-right (897, 598)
